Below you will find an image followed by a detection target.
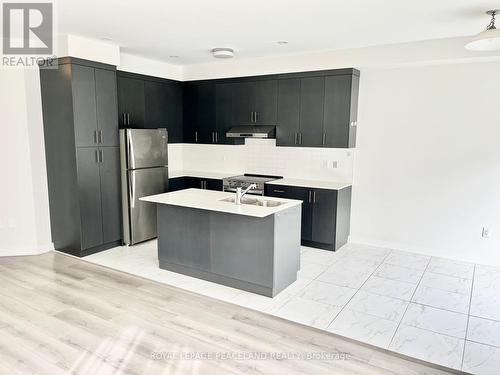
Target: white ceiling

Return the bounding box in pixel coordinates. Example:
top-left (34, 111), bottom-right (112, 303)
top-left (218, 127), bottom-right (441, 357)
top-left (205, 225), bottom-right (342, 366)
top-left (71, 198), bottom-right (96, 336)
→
top-left (58, 0), bottom-right (498, 65)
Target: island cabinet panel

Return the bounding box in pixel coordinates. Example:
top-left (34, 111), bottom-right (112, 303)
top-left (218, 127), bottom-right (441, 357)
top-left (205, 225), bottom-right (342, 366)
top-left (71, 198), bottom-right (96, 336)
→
top-left (40, 57), bottom-right (122, 257)
top-left (156, 203), bottom-right (301, 297)
top-left (158, 206), bottom-right (211, 270)
top-left (210, 213), bottom-right (274, 286)
top-left (265, 184), bottom-right (352, 251)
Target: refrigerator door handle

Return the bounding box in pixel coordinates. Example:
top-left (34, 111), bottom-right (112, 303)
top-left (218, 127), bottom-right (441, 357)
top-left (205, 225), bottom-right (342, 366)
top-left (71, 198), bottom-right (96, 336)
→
top-left (129, 171), bottom-right (136, 208)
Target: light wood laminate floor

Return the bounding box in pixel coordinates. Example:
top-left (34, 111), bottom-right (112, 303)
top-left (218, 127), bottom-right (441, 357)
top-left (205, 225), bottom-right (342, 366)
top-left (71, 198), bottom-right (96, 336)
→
top-left (0, 252), bottom-right (462, 375)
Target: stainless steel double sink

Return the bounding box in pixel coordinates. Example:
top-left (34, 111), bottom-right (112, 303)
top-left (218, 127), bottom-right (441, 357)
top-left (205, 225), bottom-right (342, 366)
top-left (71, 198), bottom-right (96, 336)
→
top-left (220, 196), bottom-right (284, 207)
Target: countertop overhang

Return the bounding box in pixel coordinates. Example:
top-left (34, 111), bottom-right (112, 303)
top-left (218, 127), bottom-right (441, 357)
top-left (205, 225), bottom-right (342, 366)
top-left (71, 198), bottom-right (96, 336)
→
top-left (140, 188), bottom-right (302, 218)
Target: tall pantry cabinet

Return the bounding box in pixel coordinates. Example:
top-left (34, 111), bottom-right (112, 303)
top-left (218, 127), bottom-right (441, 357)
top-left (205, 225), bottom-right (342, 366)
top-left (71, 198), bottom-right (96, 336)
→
top-left (39, 57), bottom-right (122, 257)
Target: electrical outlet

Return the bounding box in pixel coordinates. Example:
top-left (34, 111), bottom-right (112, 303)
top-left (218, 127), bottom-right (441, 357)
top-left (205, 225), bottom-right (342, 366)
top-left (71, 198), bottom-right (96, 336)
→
top-left (330, 160), bottom-right (338, 169)
top-left (482, 227), bottom-right (490, 238)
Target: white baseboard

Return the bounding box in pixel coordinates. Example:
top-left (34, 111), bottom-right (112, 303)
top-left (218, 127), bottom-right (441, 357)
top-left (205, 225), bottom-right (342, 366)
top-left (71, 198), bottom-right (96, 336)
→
top-left (0, 242), bottom-right (54, 257)
top-left (347, 235), bottom-right (493, 266)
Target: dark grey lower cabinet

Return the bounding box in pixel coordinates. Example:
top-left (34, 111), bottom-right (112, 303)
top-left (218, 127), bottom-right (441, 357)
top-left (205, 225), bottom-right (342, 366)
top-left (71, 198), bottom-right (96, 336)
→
top-left (99, 147), bottom-right (122, 244)
top-left (76, 147), bottom-right (104, 249)
top-left (265, 184), bottom-right (352, 251)
top-left (168, 177), bottom-right (223, 192)
top-left (74, 146), bottom-right (121, 255)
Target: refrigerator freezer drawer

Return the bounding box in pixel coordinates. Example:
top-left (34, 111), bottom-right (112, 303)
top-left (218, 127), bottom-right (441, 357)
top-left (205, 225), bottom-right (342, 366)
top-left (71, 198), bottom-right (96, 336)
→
top-left (123, 166), bottom-right (168, 245)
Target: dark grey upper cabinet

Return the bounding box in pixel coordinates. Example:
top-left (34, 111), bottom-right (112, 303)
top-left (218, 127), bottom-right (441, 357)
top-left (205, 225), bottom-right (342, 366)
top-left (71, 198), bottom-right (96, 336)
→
top-left (275, 70), bottom-right (360, 148)
top-left (232, 82), bottom-right (255, 125)
top-left (95, 68), bottom-right (119, 146)
top-left (99, 147), bottom-right (122, 243)
top-left (144, 80), bottom-right (183, 142)
top-left (231, 80), bottom-right (278, 126)
top-left (323, 74), bottom-right (358, 148)
top-left (72, 65), bottom-right (98, 147)
top-left (276, 79), bottom-right (300, 146)
top-left (182, 83), bottom-right (197, 143)
top-left (166, 81), bottom-right (183, 143)
top-left (348, 74), bottom-right (359, 148)
top-left (215, 83), bottom-right (233, 144)
top-left (144, 80), bottom-right (169, 129)
top-left (182, 68), bottom-right (358, 146)
top-left (254, 80), bottom-right (277, 125)
top-left (117, 76), bottom-right (145, 127)
top-left (196, 83), bottom-right (216, 143)
top-left (76, 147), bottom-right (103, 250)
top-left (299, 77), bottom-right (325, 147)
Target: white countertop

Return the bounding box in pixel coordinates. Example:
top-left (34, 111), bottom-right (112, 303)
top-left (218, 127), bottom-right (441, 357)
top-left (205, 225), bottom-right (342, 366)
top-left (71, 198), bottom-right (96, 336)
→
top-left (140, 188), bottom-right (302, 218)
top-left (169, 170), bottom-right (239, 179)
top-left (267, 178), bottom-right (352, 190)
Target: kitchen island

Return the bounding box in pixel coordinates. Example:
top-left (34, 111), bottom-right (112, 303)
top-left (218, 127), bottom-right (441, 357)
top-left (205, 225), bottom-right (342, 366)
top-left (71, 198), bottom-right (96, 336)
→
top-left (141, 189), bottom-right (302, 297)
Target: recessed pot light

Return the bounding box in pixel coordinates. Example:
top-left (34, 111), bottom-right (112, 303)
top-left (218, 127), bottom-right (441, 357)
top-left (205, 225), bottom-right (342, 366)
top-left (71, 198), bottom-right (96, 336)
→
top-left (211, 48), bottom-right (234, 58)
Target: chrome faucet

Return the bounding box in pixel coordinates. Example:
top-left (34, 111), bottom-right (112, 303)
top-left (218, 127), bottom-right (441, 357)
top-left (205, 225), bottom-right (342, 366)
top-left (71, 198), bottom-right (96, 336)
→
top-left (235, 184), bottom-right (257, 205)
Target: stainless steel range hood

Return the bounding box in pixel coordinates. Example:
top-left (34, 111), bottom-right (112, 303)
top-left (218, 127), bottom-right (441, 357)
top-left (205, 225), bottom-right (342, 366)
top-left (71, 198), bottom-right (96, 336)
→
top-left (226, 126), bottom-right (276, 139)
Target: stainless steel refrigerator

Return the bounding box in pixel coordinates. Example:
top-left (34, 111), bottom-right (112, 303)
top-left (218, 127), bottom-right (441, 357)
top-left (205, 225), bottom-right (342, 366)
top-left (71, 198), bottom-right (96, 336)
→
top-left (120, 128), bottom-right (168, 245)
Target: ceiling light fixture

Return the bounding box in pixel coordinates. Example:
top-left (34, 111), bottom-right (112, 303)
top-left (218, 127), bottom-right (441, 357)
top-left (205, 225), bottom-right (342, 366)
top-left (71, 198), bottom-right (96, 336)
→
top-left (277, 41), bottom-right (288, 45)
top-left (465, 10), bottom-right (500, 51)
top-left (169, 55), bottom-right (179, 58)
top-left (211, 48), bottom-right (234, 59)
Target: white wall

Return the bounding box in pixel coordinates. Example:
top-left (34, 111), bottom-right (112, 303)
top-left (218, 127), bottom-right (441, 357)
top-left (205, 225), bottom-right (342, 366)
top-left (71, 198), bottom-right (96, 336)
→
top-left (0, 69), bottom-right (52, 255)
top-left (179, 139), bottom-right (353, 182)
top-left (119, 52), bottom-right (183, 81)
top-left (183, 36), bottom-right (500, 80)
top-left (350, 61), bottom-right (500, 265)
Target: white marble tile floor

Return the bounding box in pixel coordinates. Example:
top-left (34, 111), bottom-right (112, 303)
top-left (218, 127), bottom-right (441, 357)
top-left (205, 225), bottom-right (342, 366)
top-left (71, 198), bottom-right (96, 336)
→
top-left (83, 241), bottom-right (500, 374)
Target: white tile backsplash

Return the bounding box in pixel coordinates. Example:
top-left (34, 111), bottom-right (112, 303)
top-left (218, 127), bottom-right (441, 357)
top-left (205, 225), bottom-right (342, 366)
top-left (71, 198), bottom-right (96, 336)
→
top-left (173, 139), bottom-right (353, 181)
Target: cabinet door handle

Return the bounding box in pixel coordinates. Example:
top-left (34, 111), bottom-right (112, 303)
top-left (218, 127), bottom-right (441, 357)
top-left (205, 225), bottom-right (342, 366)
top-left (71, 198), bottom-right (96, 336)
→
top-left (127, 113), bottom-right (130, 125)
top-left (212, 132), bottom-right (215, 143)
top-left (215, 132), bottom-right (218, 143)
top-left (195, 131), bottom-right (198, 143)
top-left (322, 132), bottom-right (326, 145)
top-left (98, 130), bottom-right (103, 144)
top-left (273, 189), bottom-right (285, 193)
top-left (313, 191), bottom-right (316, 203)
top-left (99, 149), bottom-right (104, 163)
top-left (122, 113), bottom-right (126, 126)
top-left (200, 180), bottom-right (204, 189)
top-left (95, 149), bottom-right (99, 163)
top-left (93, 130), bottom-right (98, 144)
top-left (254, 111), bottom-right (258, 123)
top-left (299, 132), bottom-right (303, 145)
top-left (308, 190), bottom-right (312, 203)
